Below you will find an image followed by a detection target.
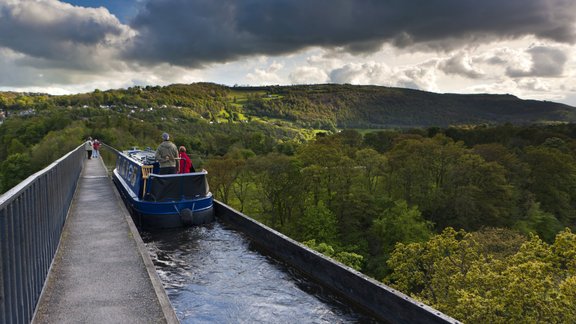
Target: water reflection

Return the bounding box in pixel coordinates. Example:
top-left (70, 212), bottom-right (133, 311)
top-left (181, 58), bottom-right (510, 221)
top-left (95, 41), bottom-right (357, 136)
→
top-left (141, 222), bottom-right (380, 323)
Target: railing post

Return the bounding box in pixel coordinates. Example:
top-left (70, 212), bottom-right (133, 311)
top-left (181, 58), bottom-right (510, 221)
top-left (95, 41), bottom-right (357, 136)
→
top-left (0, 208), bottom-right (6, 324)
top-left (6, 203), bottom-right (17, 323)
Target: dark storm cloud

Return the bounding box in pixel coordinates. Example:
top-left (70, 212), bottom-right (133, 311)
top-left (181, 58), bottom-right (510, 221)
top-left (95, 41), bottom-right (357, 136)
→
top-left (507, 46), bottom-right (569, 77)
top-left (125, 0), bottom-right (576, 67)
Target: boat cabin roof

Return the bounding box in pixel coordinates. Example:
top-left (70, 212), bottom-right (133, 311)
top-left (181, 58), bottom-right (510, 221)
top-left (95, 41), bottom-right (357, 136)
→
top-left (124, 149), bottom-right (156, 165)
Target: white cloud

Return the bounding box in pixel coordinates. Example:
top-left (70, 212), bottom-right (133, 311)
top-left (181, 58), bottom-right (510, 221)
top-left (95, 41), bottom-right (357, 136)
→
top-left (507, 45), bottom-right (569, 77)
top-left (306, 49), bottom-right (349, 71)
top-left (439, 51), bottom-right (485, 79)
top-left (245, 61), bottom-right (285, 85)
top-left (289, 66), bottom-right (328, 84)
top-left (0, 0), bottom-right (131, 60)
top-left (517, 78), bottom-right (552, 92)
top-left (394, 60), bottom-right (439, 91)
top-left (0, 0), bottom-right (134, 88)
top-left (562, 92), bottom-right (576, 107)
top-left (329, 62), bottom-right (392, 85)
top-left (466, 79), bottom-right (519, 95)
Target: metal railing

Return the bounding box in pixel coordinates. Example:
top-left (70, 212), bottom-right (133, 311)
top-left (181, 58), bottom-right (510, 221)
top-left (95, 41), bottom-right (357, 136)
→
top-left (0, 145), bottom-right (84, 324)
top-left (99, 142), bottom-right (120, 169)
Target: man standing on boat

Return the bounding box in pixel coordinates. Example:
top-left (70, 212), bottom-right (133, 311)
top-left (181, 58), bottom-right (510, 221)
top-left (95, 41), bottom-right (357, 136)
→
top-left (155, 132), bottom-right (178, 174)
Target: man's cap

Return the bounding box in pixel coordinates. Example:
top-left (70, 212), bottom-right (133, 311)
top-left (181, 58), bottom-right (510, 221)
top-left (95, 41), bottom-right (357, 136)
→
top-left (162, 132), bottom-right (169, 140)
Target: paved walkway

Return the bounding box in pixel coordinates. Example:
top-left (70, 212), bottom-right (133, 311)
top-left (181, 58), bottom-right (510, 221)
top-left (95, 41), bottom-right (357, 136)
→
top-left (33, 157), bottom-right (178, 324)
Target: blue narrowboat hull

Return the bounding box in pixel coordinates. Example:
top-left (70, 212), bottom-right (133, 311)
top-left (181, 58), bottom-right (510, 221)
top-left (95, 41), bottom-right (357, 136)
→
top-left (112, 149), bottom-right (214, 229)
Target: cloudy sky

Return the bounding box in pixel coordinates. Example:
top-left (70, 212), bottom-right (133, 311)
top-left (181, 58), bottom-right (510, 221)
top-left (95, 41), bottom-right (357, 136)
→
top-left (1, 0), bottom-right (575, 106)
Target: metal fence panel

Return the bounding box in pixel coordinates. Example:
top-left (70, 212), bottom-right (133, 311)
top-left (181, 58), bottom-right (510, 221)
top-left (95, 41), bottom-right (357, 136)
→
top-left (0, 145), bottom-right (84, 324)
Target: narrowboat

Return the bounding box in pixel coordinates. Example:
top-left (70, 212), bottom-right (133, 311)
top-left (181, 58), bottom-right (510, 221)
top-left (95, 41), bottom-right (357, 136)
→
top-left (112, 148), bottom-right (214, 228)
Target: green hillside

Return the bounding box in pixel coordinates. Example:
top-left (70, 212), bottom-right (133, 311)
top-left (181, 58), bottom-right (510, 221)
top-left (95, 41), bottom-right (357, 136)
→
top-left (2, 83), bottom-right (575, 130)
top-left (237, 84), bottom-right (576, 128)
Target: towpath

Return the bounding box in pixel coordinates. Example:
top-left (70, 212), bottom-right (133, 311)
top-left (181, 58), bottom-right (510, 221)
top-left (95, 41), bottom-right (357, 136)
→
top-left (33, 157), bottom-right (177, 323)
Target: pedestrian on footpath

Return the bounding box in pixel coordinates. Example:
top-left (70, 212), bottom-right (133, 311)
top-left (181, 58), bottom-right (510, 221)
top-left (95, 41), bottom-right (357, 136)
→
top-left (85, 137), bottom-right (93, 159)
top-left (92, 139), bottom-right (101, 158)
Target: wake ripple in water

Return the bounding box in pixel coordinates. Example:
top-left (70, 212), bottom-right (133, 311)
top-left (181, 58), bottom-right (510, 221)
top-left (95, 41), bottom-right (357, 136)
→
top-left (141, 222), bottom-right (380, 323)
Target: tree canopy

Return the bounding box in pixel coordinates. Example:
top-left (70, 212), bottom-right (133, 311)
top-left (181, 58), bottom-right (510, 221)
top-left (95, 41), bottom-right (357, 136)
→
top-left (2, 84), bottom-right (576, 322)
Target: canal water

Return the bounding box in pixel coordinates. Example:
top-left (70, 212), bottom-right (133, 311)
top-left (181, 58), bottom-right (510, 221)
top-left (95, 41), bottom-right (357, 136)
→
top-left (141, 221), bottom-right (380, 323)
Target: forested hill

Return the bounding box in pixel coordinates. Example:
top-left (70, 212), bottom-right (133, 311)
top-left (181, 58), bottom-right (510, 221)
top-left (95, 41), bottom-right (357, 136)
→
top-left (2, 83), bottom-right (575, 129)
top-left (270, 85), bottom-right (576, 128)
top-left (239, 84), bottom-right (576, 128)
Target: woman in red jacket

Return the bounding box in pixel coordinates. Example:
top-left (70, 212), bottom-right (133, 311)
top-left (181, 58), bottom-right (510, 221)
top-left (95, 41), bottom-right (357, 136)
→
top-left (92, 139), bottom-right (101, 158)
top-left (178, 146), bottom-right (194, 173)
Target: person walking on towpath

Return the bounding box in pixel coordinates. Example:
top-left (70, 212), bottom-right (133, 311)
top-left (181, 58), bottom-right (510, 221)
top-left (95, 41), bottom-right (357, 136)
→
top-left (92, 139), bottom-right (101, 158)
top-left (155, 132), bottom-right (178, 174)
top-left (84, 137), bottom-right (93, 159)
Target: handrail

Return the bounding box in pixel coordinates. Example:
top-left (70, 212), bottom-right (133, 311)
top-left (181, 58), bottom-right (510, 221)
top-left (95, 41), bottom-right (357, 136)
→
top-left (0, 145), bottom-right (84, 324)
top-left (100, 142), bottom-right (121, 156)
